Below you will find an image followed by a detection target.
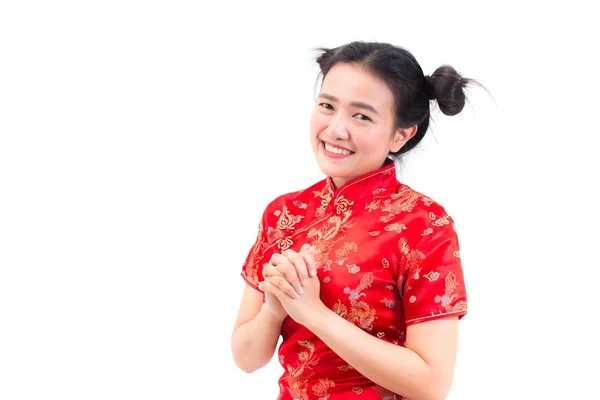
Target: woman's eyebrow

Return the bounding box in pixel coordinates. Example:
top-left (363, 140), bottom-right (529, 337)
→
top-left (318, 93), bottom-right (379, 115)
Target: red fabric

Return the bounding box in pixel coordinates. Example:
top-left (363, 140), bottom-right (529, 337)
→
top-left (241, 160), bottom-right (467, 399)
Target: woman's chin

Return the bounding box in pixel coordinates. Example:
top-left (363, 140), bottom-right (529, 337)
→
top-left (316, 162), bottom-right (351, 182)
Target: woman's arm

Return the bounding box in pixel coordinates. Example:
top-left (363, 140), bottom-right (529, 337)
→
top-left (307, 304), bottom-right (459, 400)
top-left (230, 284), bottom-right (285, 373)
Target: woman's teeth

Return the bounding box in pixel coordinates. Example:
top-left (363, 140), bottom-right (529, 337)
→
top-left (324, 142), bottom-right (352, 155)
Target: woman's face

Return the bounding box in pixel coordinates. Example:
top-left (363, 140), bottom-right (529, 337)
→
top-left (310, 63), bottom-right (412, 188)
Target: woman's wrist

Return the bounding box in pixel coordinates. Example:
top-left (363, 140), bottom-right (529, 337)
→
top-left (302, 302), bottom-right (333, 331)
top-left (260, 302), bottom-right (287, 325)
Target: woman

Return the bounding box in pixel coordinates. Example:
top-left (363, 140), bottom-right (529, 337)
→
top-left (231, 41), bottom-right (474, 400)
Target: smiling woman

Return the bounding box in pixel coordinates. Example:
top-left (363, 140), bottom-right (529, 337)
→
top-left (311, 62), bottom-right (408, 188)
top-left (231, 41), bottom-right (479, 400)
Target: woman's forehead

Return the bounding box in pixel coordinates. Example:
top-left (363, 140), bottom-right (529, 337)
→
top-left (321, 64), bottom-right (395, 110)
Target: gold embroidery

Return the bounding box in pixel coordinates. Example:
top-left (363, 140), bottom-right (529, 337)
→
top-left (365, 199), bottom-right (381, 212)
top-left (313, 188), bottom-right (332, 217)
top-left (379, 187), bottom-right (419, 223)
top-left (334, 273), bottom-right (376, 330)
top-left (334, 195), bottom-right (354, 214)
top-left (398, 238), bottom-right (425, 292)
top-left (369, 231), bottom-right (381, 236)
top-left (384, 222), bottom-right (406, 233)
top-left (266, 226), bottom-right (285, 244)
top-left (381, 258), bottom-right (390, 269)
top-left (432, 215), bottom-right (450, 226)
top-left (335, 241), bottom-right (358, 264)
top-left (372, 188), bottom-right (387, 195)
top-left (347, 264), bottom-right (360, 274)
top-left (337, 364), bottom-right (354, 372)
top-left (453, 250), bottom-right (460, 258)
top-left (421, 195), bottom-right (434, 206)
top-left (429, 212), bottom-right (436, 220)
top-left (352, 386), bottom-right (363, 394)
top-left (312, 379), bottom-right (335, 398)
top-left (321, 259), bottom-right (333, 272)
top-left (308, 212), bottom-right (355, 264)
top-left (276, 206), bottom-right (304, 231)
top-left (435, 272), bottom-right (467, 312)
top-left (277, 237), bottom-right (293, 251)
top-left (421, 228), bottom-right (433, 236)
top-left (389, 186), bottom-right (413, 200)
top-left (424, 271), bottom-right (440, 282)
top-left (285, 340), bottom-right (320, 400)
top-left (398, 238), bottom-right (425, 272)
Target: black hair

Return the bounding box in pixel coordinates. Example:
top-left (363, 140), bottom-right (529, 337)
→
top-left (315, 41), bottom-right (480, 160)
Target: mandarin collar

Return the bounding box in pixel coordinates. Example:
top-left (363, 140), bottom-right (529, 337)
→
top-left (322, 158), bottom-right (398, 203)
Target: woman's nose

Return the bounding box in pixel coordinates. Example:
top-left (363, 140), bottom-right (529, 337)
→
top-left (325, 114), bottom-right (349, 140)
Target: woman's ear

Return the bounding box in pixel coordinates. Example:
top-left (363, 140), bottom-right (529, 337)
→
top-left (390, 125), bottom-right (418, 153)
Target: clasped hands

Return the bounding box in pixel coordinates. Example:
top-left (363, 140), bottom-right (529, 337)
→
top-left (258, 243), bottom-right (326, 326)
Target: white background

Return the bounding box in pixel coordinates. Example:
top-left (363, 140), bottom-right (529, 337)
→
top-left (1, 1), bottom-right (598, 399)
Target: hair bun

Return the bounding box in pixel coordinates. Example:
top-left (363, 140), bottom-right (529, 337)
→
top-left (428, 65), bottom-right (471, 116)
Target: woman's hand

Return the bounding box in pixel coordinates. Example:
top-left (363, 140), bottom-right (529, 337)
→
top-left (259, 244), bottom-right (326, 326)
top-left (259, 243), bottom-right (314, 321)
top-left (262, 244), bottom-right (317, 298)
top-left (261, 287), bottom-right (288, 322)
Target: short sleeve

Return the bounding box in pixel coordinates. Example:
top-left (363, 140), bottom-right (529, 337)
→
top-left (401, 216), bottom-right (468, 326)
top-left (240, 209), bottom-right (269, 292)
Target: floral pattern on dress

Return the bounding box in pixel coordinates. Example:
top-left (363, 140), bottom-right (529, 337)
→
top-left (240, 159), bottom-right (467, 399)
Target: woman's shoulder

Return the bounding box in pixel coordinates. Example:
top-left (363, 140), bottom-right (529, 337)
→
top-left (410, 183), bottom-right (451, 212)
top-left (388, 182), bottom-right (457, 231)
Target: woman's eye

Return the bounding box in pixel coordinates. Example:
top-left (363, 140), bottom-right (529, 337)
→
top-left (319, 103), bottom-right (334, 110)
top-left (355, 114), bottom-right (371, 122)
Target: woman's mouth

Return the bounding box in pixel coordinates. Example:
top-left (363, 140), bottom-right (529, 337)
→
top-left (322, 141), bottom-right (354, 157)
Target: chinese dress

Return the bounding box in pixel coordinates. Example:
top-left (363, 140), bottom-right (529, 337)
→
top-left (241, 158), bottom-right (468, 400)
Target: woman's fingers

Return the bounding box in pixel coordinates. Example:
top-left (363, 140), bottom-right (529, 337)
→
top-left (261, 275), bottom-right (298, 299)
top-left (300, 245), bottom-right (318, 277)
top-left (283, 250), bottom-right (310, 288)
top-left (300, 243), bottom-right (311, 252)
top-left (258, 279), bottom-right (286, 299)
top-left (261, 263), bottom-right (281, 279)
top-left (270, 253), bottom-right (304, 295)
top-left (264, 244), bottom-right (318, 297)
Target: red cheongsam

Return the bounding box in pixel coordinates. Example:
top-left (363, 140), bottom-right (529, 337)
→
top-left (241, 159), bottom-right (467, 400)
